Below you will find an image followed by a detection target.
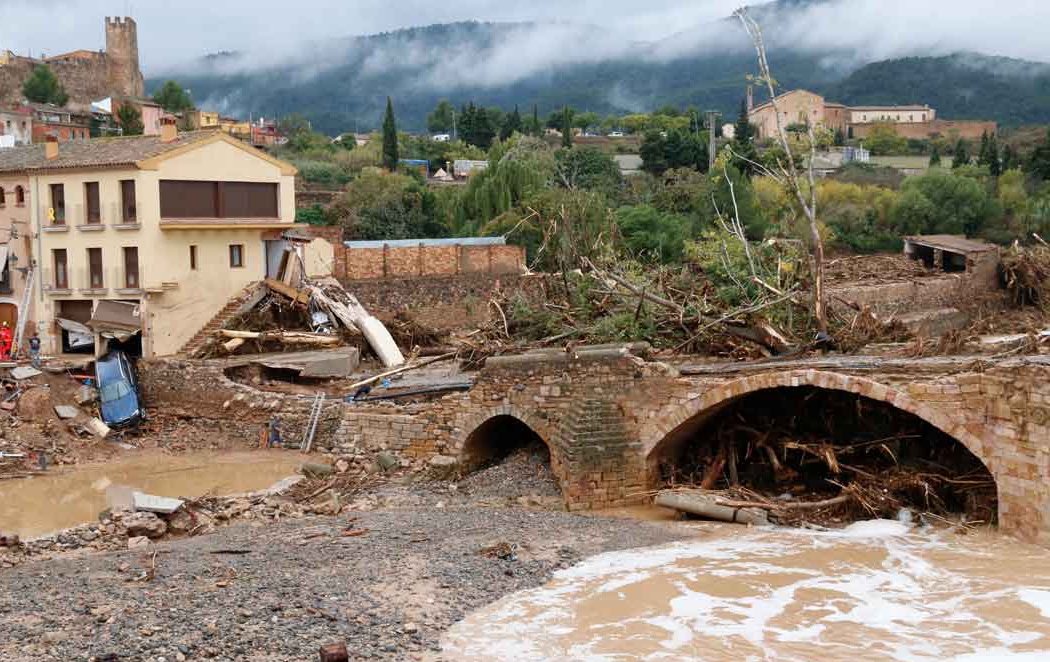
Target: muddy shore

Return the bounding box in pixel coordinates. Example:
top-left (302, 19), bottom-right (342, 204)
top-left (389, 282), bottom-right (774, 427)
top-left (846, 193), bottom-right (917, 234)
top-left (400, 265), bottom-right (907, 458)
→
top-left (0, 506), bottom-right (688, 662)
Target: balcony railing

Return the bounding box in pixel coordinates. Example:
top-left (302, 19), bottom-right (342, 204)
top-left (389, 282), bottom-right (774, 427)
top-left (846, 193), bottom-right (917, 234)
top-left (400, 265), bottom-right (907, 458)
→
top-left (39, 202), bottom-right (140, 229)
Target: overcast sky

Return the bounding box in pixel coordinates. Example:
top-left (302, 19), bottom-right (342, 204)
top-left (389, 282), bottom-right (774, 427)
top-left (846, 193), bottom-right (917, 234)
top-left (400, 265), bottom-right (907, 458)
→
top-left (1, 0), bottom-right (1049, 73)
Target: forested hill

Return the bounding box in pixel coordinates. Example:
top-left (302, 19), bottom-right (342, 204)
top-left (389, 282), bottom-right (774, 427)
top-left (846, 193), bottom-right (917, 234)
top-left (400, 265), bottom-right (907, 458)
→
top-left (827, 54), bottom-right (1050, 125)
top-left (156, 20), bottom-right (1050, 135)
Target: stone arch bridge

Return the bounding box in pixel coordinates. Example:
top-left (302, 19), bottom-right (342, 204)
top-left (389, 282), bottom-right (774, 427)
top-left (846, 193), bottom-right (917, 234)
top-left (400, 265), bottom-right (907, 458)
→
top-left (144, 351), bottom-right (1050, 545)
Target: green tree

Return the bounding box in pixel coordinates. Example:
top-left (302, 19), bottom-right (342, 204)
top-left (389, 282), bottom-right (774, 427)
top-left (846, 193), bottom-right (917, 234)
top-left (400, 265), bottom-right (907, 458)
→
top-left (987, 133), bottom-right (1001, 176)
top-left (616, 205), bottom-right (691, 263)
top-left (892, 170), bottom-right (998, 236)
top-left (152, 80), bottom-right (194, 113)
top-left (555, 147), bottom-right (622, 194)
top-left (929, 145), bottom-right (942, 167)
top-left (574, 111), bottom-right (600, 132)
top-left (1028, 129), bottom-right (1050, 181)
top-left (731, 98), bottom-right (758, 176)
top-left (529, 104), bottom-right (541, 136)
top-left (640, 131), bottom-right (668, 175)
top-left (1001, 144), bottom-right (1017, 171)
top-left (561, 106), bottom-right (573, 149)
top-left (952, 139), bottom-right (970, 169)
top-left (864, 122), bottom-right (908, 156)
top-left (22, 64), bottom-right (68, 105)
top-left (427, 100), bottom-right (455, 134)
top-left (116, 104), bottom-right (144, 136)
top-left (382, 97), bottom-right (399, 171)
top-left (500, 105), bottom-right (523, 141)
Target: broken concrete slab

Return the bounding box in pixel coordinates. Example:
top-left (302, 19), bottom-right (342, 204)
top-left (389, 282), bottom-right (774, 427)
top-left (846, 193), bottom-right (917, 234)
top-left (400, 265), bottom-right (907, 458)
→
top-left (254, 347), bottom-right (361, 379)
top-left (54, 405), bottom-right (79, 420)
top-left (10, 366), bottom-right (42, 380)
top-left (895, 308), bottom-right (971, 337)
top-left (132, 492), bottom-right (184, 515)
top-left (86, 417), bottom-right (111, 439)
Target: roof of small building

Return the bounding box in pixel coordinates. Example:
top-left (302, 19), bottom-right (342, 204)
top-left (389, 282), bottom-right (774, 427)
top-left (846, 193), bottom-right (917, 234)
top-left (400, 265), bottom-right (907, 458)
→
top-left (850, 105), bottom-right (930, 112)
top-left (0, 130), bottom-right (296, 175)
top-left (904, 235), bottom-right (998, 254)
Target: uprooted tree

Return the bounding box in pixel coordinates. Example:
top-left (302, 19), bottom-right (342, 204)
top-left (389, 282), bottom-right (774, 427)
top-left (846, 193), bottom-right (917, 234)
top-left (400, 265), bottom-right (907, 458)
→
top-left (733, 7), bottom-right (829, 335)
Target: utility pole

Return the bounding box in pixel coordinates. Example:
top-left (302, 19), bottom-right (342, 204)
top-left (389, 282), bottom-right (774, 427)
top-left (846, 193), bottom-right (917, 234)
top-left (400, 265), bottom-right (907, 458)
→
top-left (706, 110), bottom-right (719, 171)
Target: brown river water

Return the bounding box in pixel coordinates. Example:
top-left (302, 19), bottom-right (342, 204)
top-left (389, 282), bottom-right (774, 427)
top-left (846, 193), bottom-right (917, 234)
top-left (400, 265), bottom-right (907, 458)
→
top-left (443, 520), bottom-right (1050, 661)
top-left (0, 451), bottom-right (301, 537)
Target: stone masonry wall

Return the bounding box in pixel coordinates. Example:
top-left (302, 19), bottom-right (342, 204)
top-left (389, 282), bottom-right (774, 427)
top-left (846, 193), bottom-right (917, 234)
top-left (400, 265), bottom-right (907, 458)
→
top-left (138, 353), bottom-right (1050, 544)
top-left (341, 243), bottom-right (525, 281)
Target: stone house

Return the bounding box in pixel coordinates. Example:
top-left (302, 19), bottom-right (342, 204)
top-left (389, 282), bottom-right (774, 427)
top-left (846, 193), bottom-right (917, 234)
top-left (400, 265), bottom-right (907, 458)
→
top-left (748, 89), bottom-right (994, 142)
top-left (0, 121), bottom-right (298, 358)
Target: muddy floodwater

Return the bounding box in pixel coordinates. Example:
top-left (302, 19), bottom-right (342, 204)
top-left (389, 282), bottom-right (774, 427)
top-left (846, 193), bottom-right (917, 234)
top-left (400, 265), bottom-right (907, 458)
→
top-left (0, 451), bottom-right (301, 537)
top-left (442, 520), bottom-right (1050, 661)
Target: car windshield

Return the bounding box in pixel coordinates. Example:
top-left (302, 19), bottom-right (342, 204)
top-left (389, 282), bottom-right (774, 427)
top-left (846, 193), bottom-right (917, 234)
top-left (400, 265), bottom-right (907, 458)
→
top-left (100, 380), bottom-right (132, 403)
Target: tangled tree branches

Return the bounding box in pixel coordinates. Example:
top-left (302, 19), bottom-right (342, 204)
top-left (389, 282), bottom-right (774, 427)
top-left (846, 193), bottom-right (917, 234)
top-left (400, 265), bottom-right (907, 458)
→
top-left (1001, 239), bottom-right (1050, 310)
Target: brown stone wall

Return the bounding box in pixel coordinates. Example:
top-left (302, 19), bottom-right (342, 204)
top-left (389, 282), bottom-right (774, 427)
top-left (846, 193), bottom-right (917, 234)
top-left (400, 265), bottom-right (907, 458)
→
top-left (341, 243), bottom-right (526, 281)
top-left (851, 119), bottom-right (998, 141)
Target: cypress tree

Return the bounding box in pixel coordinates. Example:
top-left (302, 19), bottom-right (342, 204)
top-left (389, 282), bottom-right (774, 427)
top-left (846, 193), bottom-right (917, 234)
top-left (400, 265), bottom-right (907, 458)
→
top-left (561, 106), bottom-right (573, 148)
top-left (952, 139), bottom-right (969, 169)
top-left (532, 105), bottom-right (540, 136)
top-left (382, 97), bottom-right (399, 171)
top-left (731, 98), bottom-right (758, 175)
top-left (929, 145), bottom-right (941, 167)
top-left (1002, 144), bottom-right (1016, 171)
top-left (987, 133), bottom-right (1002, 176)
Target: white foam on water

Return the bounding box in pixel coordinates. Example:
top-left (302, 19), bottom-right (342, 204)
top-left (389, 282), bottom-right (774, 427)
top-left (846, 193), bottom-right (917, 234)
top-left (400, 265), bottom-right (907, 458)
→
top-left (441, 526), bottom-right (1050, 662)
top-left (1018, 589), bottom-right (1050, 618)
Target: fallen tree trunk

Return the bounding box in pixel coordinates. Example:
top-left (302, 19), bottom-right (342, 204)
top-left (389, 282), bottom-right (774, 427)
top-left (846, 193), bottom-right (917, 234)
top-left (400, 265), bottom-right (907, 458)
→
top-left (218, 330), bottom-right (341, 346)
top-left (656, 489), bottom-right (770, 525)
top-left (346, 352), bottom-right (458, 392)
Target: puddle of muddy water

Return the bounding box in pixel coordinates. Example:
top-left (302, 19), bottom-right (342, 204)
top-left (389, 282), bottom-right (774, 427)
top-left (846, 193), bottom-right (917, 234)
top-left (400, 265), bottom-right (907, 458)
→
top-left (442, 521), bottom-right (1050, 661)
top-left (0, 451), bottom-right (302, 537)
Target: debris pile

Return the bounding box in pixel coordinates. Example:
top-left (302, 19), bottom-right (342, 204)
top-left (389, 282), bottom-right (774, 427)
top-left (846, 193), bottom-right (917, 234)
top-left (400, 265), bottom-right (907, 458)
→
top-left (656, 386), bottom-right (997, 529)
top-left (197, 248), bottom-right (404, 368)
top-left (1001, 241), bottom-right (1050, 310)
top-left (455, 442), bottom-right (561, 504)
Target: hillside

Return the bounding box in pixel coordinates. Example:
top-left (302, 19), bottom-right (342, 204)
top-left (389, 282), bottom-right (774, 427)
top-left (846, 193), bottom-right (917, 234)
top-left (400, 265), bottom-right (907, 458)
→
top-left (155, 12), bottom-right (1050, 134)
top-left (826, 54), bottom-right (1050, 125)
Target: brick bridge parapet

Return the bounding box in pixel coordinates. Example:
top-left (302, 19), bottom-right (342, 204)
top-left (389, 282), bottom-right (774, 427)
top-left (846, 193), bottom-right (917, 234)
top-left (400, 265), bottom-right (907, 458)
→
top-left (140, 353), bottom-right (1050, 545)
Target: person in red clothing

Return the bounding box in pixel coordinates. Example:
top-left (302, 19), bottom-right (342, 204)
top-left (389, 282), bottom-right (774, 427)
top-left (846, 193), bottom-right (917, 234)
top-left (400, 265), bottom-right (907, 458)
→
top-left (0, 322), bottom-right (11, 361)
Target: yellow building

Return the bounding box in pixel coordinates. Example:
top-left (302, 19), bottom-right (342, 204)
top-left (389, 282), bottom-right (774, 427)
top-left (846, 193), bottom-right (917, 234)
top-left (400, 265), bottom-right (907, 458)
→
top-left (0, 122), bottom-right (297, 358)
top-left (186, 109), bottom-right (220, 129)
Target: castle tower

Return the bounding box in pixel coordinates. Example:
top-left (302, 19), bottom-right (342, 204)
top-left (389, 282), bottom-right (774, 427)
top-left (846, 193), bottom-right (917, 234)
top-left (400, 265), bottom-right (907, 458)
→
top-left (105, 17), bottom-right (144, 98)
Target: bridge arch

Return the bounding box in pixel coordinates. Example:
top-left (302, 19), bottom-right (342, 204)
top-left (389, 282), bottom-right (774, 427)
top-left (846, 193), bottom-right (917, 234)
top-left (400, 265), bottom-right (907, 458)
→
top-left (642, 370), bottom-right (998, 519)
top-left (453, 405), bottom-right (564, 488)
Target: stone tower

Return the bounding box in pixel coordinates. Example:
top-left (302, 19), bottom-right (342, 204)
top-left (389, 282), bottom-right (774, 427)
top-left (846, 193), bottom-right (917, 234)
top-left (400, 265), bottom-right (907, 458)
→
top-left (105, 17), bottom-right (144, 98)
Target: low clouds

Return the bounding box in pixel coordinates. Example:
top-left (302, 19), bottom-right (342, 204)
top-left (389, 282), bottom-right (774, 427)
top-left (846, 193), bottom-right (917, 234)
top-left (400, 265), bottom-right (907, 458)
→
top-left (1, 0), bottom-right (1048, 84)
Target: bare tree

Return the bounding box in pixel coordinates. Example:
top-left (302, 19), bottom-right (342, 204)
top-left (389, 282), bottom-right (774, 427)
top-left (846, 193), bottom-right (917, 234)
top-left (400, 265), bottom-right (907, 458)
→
top-left (734, 7), bottom-right (828, 335)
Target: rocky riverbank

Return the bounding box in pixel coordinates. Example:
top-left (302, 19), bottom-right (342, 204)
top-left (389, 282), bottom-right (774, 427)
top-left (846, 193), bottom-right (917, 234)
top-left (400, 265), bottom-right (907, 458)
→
top-left (0, 507), bottom-right (688, 661)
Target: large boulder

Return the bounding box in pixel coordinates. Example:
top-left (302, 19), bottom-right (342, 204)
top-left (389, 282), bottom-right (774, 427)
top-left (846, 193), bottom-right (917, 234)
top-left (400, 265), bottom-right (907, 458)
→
top-left (122, 512), bottom-right (167, 539)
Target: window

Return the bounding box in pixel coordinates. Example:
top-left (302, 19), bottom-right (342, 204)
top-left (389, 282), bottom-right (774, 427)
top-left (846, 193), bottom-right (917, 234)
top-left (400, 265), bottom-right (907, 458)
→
top-left (189, 245), bottom-right (198, 270)
top-left (120, 180), bottom-right (137, 223)
top-left (53, 249), bottom-right (68, 289)
top-left (229, 244), bottom-right (244, 268)
top-left (87, 247), bottom-right (103, 289)
top-left (85, 182), bottom-right (101, 224)
top-left (159, 181), bottom-right (279, 219)
top-left (123, 247), bottom-right (139, 289)
top-left (15, 186), bottom-right (24, 206)
top-left (50, 184), bottom-right (65, 224)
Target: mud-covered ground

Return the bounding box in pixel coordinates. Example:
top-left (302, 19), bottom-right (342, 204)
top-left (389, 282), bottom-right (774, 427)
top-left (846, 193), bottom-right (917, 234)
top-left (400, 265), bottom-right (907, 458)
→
top-left (0, 507), bottom-right (687, 662)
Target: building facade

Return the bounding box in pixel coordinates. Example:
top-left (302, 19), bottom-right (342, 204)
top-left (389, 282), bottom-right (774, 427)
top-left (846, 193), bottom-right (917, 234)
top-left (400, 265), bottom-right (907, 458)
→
top-left (0, 124), bottom-right (297, 358)
top-left (0, 107), bottom-right (33, 146)
top-left (748, 89), bottom-right (993, 142)
top-left (0, 172), bottom-right (32, 330)
top-left (26, 103), bottom-right (91, 143)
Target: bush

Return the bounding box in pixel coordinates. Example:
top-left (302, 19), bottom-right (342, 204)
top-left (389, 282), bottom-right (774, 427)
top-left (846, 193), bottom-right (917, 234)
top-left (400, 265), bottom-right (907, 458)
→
top-left (892, 170), bottom-right (1000, 236)
top-left (615, 205), bottom-right (691, 263)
